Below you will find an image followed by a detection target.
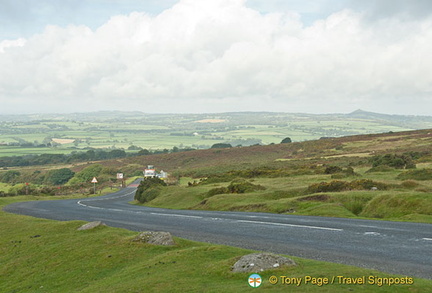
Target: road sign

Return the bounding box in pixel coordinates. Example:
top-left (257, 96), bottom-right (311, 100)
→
top-left (117, 173), bottom-right (123, 179)
top-left (91, 177), bottom-right (98, 183)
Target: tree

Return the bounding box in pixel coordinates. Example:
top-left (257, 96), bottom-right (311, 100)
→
top-left (134, 177), bottom-right (167, 203)
top-left (281, 137), bottom-right (292, 144)
top-left (0, 170), bottom-right (21, 183)
top-left (44, 168), bottom-right (75, 185)
top-left (68, 164), bottom-right (103, 185)
top-left (138, 149), bottom-right (151, 156)
top-left (211, 143), bottom-right (232, 149)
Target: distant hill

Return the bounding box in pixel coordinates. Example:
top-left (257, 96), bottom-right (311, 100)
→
top-left (346, 109), bottom-right (432, 124)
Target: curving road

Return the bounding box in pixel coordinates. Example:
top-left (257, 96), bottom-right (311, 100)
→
top-left (4, 180), bottom-right (432, 279)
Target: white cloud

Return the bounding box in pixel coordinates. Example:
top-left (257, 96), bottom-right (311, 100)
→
top-left (1, 0), bottom-right (432, 114)
top-left (0, 38), bottom-right (26, 53)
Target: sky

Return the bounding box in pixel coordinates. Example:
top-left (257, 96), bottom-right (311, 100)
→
top-left (1, 0), bottom-right (432, 115)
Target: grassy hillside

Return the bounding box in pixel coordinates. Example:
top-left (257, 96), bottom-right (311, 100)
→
top-left (126, 129), bottom-right (432, 223)
top-left (118, 128), bottom-right (432, 175)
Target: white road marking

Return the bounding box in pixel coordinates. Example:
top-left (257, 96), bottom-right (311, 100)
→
top-left (76, 190), bottom-right (136, 208)
top-left (423, 238), bottom-right (432, 241)
top-left (364, 232), bottom-right (381, 236)
top-left (236, 219), bottom-right (343, 231)
top-left (150, 212), bottom-right (202, 219)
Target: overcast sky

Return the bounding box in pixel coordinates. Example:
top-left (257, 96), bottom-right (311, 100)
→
top-left (1, 0), bottom-right (432, 115)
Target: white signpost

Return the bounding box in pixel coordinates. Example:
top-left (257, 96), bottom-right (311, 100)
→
top-left (91, 177), bottom-right (98, 194)
top-left (117, 173), bottom-right (124, 187)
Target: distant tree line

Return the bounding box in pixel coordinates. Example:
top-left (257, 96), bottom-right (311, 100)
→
top-left (0, 146), bottom-right (198, 168)
top-left (0, 149), bottom-right (127, 168)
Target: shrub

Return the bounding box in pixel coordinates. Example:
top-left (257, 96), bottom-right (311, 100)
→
top-left (206, 187), bottom-right (229, 197)
top-left (397, 169), bottom-right (432, 181)
top-left (211, 143), bottom-right (232, 149)
top-left (307, 179), bottom-right (388, 194)
top-left (369, 154), bottom-right (416, 169)
top-left (325, 166), bottom-right (343, 174)
top-left (349, 179), bottom-right (387, 190)
top-left (326, 166), bottom-right (357, 178)
top-left (0, 170), bottom-right (21, 183)
top-left (226, 179), bottom-right (266, 193)
top-left (136, 187), bottom-right (161, 203)
top-left (206, 179), bottom-right (265, 197)
top-left (281, 137), bottom-right (292, 143)
top-left (330, 173), bottom-right (348, 179)
top-left (307, 180), bottom-right (349, 193)
top-left (44, 168), bottom-right (75, 185)
top-left (401, 180), bottom-right (420, 189)
top-left (134, 177), bottom-right (167, 203)
top-left (68, 164), bottom-right (103, 185)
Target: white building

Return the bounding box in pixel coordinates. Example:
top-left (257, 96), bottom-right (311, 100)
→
top-left (143, 165), bottom-right (168, 180)
top-left (144, 165), bottom-right (156, 178)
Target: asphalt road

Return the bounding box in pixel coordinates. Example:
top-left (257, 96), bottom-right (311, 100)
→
top-left (4, 180), bottom-right (432, 279)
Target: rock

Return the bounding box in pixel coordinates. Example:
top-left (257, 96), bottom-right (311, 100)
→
top-left (232, 253), bottom-right (296, 273)
top-left (132, 231), bottom-right (176, 246)
top-left (77, 221), bottom-right (107, 231)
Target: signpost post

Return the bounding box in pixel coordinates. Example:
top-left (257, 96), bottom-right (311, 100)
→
top-left (117, 173), bottom-right (124, 187)
top-left (91, 177), bottom-right (98, 194)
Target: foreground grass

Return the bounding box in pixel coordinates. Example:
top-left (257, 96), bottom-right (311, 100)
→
top-left (1, 196), bottom-right (431, 292)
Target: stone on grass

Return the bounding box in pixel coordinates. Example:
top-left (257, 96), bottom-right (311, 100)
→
top-left (232, 253), bottom-right (296, 273)
top-left (77, 221), bottom-right (107, 231)
top-left (133, 231), bottom-right (176, 246)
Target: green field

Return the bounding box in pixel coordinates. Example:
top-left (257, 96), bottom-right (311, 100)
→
top-left (1, 110), bottom-right (431, 158)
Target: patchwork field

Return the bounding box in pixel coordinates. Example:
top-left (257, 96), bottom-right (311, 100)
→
top-left (1, 110), bottom-right (432, 158)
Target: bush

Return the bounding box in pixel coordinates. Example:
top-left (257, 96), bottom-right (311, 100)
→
top-left (44, 168), bottom-right (75, 185)
top-left (206, 187), bottom-right (228, 197)
top-left (397, 169), bottom-right (432, 181)
top-left (0, 170), bottom-right (21, 183)
top-left (211, 143), bottom-right (232, 149)
top-left (401, 180), bottom-right (420, 189)
top-left (206, 179), bottom-right (265, 197)
top-left (226, 179), bottom-right (266, 194)
top-left (281, 137), bottom-right (292, 143)
top-left (325, 166), bottom-right (343, 174)
top-left (326, 166), bottom-right (357, 178)
top-left (68, 164), bottom-right (103, 185)
top-left (307, 179), bottom-right (388, 194)
top-left (134, 177), bottom-right (167, 203)
top-left (369, 154), bottom-right (416, 169)
top-left (135, 187), bottom-right (161, 203)
top-left (307, 180), bottom-right (349, 193)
